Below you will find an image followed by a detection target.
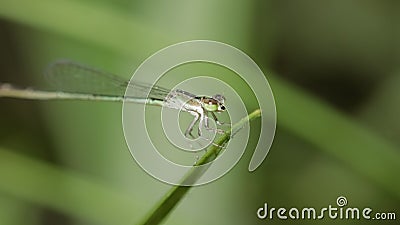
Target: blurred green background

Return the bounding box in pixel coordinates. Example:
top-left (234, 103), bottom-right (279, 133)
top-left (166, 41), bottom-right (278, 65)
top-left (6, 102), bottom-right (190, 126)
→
top-left (0, 0), bottom-right (399, 224)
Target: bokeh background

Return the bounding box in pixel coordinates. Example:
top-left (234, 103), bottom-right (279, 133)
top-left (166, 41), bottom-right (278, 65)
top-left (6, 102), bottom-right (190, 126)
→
top-left (0, 0), bottom-right (399, 224)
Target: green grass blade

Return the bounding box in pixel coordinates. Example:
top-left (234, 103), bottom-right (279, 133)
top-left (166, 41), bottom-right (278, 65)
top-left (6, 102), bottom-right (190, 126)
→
top-left (139, 109), bottom-right (261, 225)
top-left (0, 148), bottom-right (140, 225)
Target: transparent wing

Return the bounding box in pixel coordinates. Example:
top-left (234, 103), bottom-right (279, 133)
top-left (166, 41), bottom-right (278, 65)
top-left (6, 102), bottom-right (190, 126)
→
top-left (45, 60), bottom-right (171, 100)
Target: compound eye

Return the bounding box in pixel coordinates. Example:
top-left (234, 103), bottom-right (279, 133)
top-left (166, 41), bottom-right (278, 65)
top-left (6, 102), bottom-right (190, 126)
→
top-left (213, 94), bottom-right (225, 102)
top-left (220, 105), bottom-right (226, 110)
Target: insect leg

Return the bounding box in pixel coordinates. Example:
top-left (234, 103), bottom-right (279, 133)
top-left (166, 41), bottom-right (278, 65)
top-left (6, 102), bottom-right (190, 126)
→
top-left (210, 111), bottom-right (231, 126)
top-left (185, 111), bottom-right (200, 138)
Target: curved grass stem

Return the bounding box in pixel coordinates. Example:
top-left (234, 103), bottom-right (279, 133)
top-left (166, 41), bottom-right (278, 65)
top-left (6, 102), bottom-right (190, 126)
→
top-left (139, 109), bottom-right (261, 225)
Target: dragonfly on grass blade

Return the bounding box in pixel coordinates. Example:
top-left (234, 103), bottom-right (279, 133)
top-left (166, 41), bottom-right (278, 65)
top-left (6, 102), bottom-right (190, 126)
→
top-left (0, 60), bottom-right (230, 138)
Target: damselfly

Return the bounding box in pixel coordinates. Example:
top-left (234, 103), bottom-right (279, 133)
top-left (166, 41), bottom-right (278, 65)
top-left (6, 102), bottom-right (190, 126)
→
top-left (0, 60), bottom-right (229, 138)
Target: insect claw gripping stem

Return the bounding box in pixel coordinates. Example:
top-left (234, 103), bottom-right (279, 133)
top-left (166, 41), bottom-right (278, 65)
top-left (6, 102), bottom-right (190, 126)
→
top-left (197, 135), bottom-right (228, 149)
